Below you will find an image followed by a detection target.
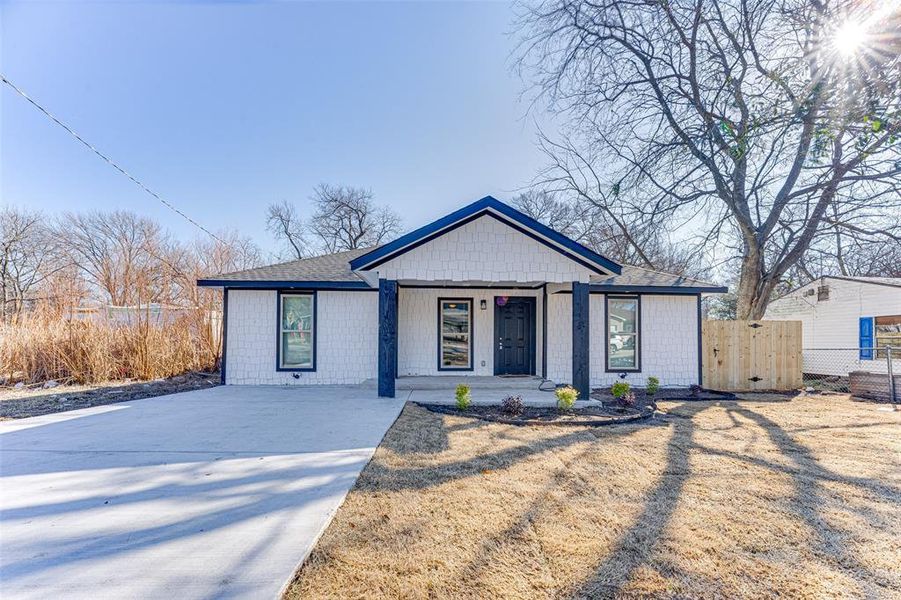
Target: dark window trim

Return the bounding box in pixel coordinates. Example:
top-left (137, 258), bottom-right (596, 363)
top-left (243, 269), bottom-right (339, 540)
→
top-left (604, 294), bottom-right (642, 373)
top-left (437, 297), bottom-right (474, 372)
top-left (276, 290), bottom-right (317, 372)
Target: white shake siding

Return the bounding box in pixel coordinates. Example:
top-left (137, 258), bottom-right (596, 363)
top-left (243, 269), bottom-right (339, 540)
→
top-left (397, 287), bottom-right (543, 376)
top-left (375, 214), bottom-right (594, 284)
top-left (225, 289), bottom-right (378, 385)
top-left (546, 293), bottom-right (699, 388)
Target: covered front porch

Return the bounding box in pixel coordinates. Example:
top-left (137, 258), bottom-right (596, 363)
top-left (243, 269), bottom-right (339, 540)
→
top-left (376, 279), bottom-right (591, 399)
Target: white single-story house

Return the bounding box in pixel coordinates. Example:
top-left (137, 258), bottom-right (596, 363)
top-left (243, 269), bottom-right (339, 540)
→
top-left (198, 196), bottom-right (726, 397)
top-left (765, 275), bottom-right (901, 376)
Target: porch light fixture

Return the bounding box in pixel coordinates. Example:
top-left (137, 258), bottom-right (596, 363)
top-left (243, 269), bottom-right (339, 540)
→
top-left (480, 299), bottom-right (487, 310)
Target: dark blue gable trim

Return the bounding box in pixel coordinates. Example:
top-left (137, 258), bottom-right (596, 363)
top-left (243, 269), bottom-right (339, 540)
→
top-left (348, 196), bottom-right (622, 275)
top-left (197, 279), bottom-right (373, 290)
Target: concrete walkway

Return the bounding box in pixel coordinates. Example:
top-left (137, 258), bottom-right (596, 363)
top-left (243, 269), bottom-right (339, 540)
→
top-left (0, 386), bottom-right (404, 600)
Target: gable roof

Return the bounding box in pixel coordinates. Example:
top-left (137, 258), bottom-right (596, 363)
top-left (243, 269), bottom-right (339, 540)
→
top-left (348, 196), bottom-right (622, 275)
top-left (197, 247), bottom-right (374, 288)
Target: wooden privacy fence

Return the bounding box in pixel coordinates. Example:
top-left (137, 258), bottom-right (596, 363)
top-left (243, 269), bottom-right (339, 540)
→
top-left (702, 320), bottom-right (802, 391)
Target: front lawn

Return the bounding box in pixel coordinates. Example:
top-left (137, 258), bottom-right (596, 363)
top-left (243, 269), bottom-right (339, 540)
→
top-left (286, 395), bottom-right (900, 599)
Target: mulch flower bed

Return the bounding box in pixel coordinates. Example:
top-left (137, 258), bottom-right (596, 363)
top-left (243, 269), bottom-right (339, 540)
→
top-left (418, 401), bottom-right (655, 426)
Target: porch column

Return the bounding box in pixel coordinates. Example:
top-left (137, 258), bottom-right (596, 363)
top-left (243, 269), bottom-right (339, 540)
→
top-left (572, 281), bottom-right (590, 399)
top-left (378, 278), bottom-right (398, 398)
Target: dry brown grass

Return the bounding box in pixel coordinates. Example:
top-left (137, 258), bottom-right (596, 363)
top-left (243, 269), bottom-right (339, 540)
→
top-left (0, 309), bottom-right (219, 385)
top-left (286, 395), bottom-right (901, 599)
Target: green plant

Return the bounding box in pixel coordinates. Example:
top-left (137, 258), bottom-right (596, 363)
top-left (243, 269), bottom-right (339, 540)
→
top-left (555, 386), bottom-right (578, 412)
top-left (455, 384), bottom-right (472, 410)
top-left (646, 376), bottom-right (660, 396)
top-left (611, 381), bottom-right (631, 399)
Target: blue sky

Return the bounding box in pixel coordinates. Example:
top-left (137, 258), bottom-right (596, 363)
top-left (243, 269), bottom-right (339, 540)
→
top-left (1, 1), bottom-right (551, 254)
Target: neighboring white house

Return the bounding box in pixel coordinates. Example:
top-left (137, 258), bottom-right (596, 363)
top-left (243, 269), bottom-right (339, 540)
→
top-left (198, 196), bottom-right (726, 397)
top-left (766, 276), bottom-right (901, 376)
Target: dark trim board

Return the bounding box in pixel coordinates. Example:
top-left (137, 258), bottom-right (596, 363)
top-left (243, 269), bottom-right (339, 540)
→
top-left (541, 284), bottom-right (548, 379)
top-left (275, 290), bottom-right (318, 372)
top-left (398, 282), bottom-right (545, 290)
top-left (604, 294), bottom-right (642, 373)
top-left (220, 288), bottom-right (229, 385)
top-left (378, 279), bottom-right (398, 398)
top-left (437, 297), bottom-right (475, 372)
top-left (696, 294), bottom-right (703, 386)
top-left (349, 196), bottom-right (622, 275)
top-left (571, 283), bottom-right (590, 398)
top-left (197, 279), bottom-right (373, 290)
top-left (554, 285), bottom-right (728, 295)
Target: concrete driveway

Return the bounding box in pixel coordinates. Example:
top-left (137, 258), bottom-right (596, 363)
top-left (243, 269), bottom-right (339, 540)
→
top-left (0, 386), bottom-right (404, 599)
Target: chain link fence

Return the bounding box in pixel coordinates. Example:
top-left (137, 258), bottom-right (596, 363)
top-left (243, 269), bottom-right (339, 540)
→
top-left (802, 347), bottom-right (897, 402)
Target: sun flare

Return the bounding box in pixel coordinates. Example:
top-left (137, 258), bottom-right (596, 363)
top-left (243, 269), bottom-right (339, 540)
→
top-left (833, 19), bottom-right (869, 57)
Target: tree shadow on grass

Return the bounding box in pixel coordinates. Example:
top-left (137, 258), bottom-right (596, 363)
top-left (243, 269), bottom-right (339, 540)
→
top-left (569, 402), bottom-right (708, 598)
top-left (725, 405), bottom-right (897, 596)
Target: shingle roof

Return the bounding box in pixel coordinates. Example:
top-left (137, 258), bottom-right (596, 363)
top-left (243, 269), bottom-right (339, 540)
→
top-left (198, 247), bottom-right (375, 285)
top-left (198, 247), bottom-right (726, 292)
top-left (591, 265), bottom-right (727, 292)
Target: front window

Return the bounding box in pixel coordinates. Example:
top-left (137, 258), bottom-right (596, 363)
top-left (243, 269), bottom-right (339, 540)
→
top-left (280, 293), bottom-right (315, 369)
top-left (439, 299), bottom-right (472, 370)
top-left (607, 296), bottom-right (639, 370)
top-left (875, 315), bottom-right (901, 358)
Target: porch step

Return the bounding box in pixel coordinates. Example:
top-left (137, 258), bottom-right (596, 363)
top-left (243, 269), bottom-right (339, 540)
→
top-left (362, 375), bottom-right (552, 391)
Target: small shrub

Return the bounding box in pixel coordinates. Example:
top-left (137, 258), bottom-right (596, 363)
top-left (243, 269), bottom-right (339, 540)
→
top-left (646, 376), bottom-right (660, 396)
top-left (620, 391), bottom-right (636, 407)
top-left (501, 394), bottom-right (524, 416)
top-left (555, 386), bottom-right (578, 412)
top-left (689, 384), bottom-right (702, 398)
top-left (455, 384), bottom-right (472, 410)
top-left (611, 381), bottom-right (631, 399)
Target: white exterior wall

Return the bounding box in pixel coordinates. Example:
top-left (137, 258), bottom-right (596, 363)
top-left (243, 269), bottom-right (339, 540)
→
top-left (225, 290), bottom-right (378, 385)
top-left (398, 287), bottom-right (543, 376)
top-left (375, 215), bottom-right (594, 284)
top-left (546, 293), bottom-right (699, 388)
top-left (766, 278), bottom-right (901, 375)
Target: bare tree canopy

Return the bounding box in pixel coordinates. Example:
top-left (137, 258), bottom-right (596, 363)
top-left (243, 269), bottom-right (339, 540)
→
top-left (266, 185), bottom-right (402, 256)
top-left (511, 190), bottom-right (711, 278)
top-left (309, 184), bottom-right (402, 252)
top-left (266, 200), bottom-right (309, 259)
top-left (516, 0), bottom-right (901, 318)
top-left (0, 207), bottom-right (65, 318)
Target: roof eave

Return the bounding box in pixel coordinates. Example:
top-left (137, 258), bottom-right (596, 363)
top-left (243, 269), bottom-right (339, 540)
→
top-left (588, 284), bottom-right (728, 294)
top-left (196, 279), bottom-right (374, 290)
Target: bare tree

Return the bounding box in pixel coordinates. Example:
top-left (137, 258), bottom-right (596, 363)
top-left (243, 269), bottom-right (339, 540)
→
top-left (56, 210), bottom-right (166, 305)
top-left (517, 0), bottom-right (901, 318)
top-left (266, 200), bottom-right (309, 259)
top-left (511, 190), bottom-right (711, 278)
top-left (0, 207), bottom-right (64, 319)
top-left (309, 184), bottom-right (402, 252)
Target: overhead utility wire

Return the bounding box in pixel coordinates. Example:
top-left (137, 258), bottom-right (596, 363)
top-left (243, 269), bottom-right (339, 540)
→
top-left (1, 74), bottom-right (223, 243)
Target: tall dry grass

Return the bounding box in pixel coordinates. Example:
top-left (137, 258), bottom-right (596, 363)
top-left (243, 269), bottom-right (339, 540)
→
top-left (0, 307), bottom-right (220, 385)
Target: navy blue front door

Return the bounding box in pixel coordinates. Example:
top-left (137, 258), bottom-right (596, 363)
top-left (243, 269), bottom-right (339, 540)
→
top-left (494, 297), bottom-right (535, 375)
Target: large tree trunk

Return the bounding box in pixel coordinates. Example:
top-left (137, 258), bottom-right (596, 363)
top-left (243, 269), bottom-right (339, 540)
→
top-left (734, 245), bottom-right (774, 321)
